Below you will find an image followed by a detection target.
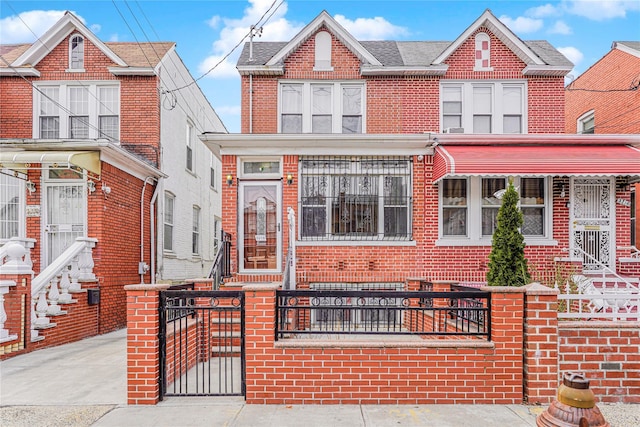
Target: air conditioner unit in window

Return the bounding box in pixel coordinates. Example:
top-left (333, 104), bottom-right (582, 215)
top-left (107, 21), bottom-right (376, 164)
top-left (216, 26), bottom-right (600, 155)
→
top-left (443, 127), bottom-right (464, 133)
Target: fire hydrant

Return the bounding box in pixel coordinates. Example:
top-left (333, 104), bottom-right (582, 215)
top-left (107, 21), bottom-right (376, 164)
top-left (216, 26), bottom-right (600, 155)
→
top-left (537, 372), bottom-right (609, 427)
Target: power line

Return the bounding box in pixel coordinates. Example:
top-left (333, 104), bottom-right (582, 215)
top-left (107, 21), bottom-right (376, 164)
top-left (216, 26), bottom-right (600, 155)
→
top-left (164, 0), bottom-right (284, 94)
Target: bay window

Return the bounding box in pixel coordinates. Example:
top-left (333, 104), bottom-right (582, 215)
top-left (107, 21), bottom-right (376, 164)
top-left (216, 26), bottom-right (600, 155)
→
top-left (300, 156), bottom-right (411, 241)
top-left (280, 82), bottom-right (364, 133)
top-left (440, 176), bottom-right (550, 242)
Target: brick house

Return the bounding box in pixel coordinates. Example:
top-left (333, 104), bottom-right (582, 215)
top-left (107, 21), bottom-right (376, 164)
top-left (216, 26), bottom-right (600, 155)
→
top-left (565, 41), bottom-right (640, 252)
top-left (202, 9), bottom-right (640, 291)
top-left (0, 11), bottom-right (225, 355)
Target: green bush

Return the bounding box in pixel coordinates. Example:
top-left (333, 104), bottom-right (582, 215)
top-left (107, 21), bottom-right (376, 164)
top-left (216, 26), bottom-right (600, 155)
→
top-left (486, 180), bottom-right (531, 286)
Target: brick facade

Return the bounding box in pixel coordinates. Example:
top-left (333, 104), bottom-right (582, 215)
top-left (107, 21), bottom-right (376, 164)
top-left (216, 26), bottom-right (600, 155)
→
top-left (565, 44), bottom-right (640, 247)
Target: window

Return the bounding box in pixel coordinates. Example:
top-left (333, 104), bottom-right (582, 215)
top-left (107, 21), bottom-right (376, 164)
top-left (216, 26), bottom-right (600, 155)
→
top-left (192, 206), bottom-right (200, 255)
top-left (39, 87), bottom-right (60, 138)
top-left (440, 177), bottom-right (550, 242)
top-left (440, 82), bottom-right (526, 134)
top-left (300, 156), bottom-right (411, 241)
top-left (578, 110), bottom-right (595, 134)
top-left (35, 83), bottom-right (120, 140)
top-left (474, 33), bottom-right (491, 71)
top-left (210, 156), bottom-right (217, 189)
top-left (98, 87), bottom-right (119, 140)
top-left (186, 121), bottom-right (194, 172)
top-left (314, 31), bottom-right (332, 71)
top-left (280, 82), bottom-right (364, 133)
top-left (0, 173), bottom-right (23, 240)
top-left (69, 86), bottom-right (89, 139)
top-left (69, 34), bottom-right (84, 71)
top-left (164, 192), bottom-right (175, 251)
top-left (473, 86), bottom-right (492, 133)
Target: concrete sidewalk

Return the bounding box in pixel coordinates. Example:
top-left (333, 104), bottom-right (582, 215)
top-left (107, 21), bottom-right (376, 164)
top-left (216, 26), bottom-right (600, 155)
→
top-left (0, 329), bottom-right (630, 427)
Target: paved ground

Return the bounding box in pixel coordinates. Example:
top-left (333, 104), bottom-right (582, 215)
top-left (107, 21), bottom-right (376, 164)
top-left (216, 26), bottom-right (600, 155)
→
top-left (1, 329), bottom-right (636, 427)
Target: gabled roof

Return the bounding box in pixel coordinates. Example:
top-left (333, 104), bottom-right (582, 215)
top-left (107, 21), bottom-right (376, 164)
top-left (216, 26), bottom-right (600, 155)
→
top-left (0, 11), bottom-right (174, 77)
top-left (613, 41), bottom-right (640, 59)
top-left (236, 9), bottom-right (572, 77)
top-left (266, 10), bottom-right (381, 67)
top-left (13, 12), bottom-right (126, 68)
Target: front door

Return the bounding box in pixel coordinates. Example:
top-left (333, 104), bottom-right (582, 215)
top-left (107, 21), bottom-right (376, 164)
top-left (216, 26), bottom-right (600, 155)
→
top-left (43, 169), bottom-right (87, 266)
top-left (570, 177), bottom-right (615, 273)
top-left (238, 181), bottom-right (282, 273)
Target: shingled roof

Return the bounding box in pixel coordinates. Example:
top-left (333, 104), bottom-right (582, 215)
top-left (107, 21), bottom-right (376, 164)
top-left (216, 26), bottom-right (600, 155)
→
top-left (236, 39), bottom-right (572, 68)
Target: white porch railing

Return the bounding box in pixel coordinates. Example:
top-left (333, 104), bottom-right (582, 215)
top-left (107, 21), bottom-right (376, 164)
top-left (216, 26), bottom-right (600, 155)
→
top-left (568, 246), bottom-right (638, 290)
top-left (30, 237), bottom-right (97, 341)
top-left (283, 207), bottom-right (296, 290)
top-left (556, 275), bottom-right (639, 321)
top-left (0, 237), bottom-right (36, 269)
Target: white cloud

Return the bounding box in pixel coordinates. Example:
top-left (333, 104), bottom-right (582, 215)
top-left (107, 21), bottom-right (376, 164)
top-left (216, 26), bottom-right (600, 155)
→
top-left (498, 15), bottom-right (544, 33)
top-left (200, 0), bottom-right (408, 79)
top-left (562, 0), bottom-right (640, 21)
top-left (549, 20), bottom-right (572, 35)
top-left (526, 4), bottom-right (561, 18)
top-left (200, 0), bottom-right (303, 78)
top-left (0, 10), bottom-right (70, 44)
top-left (333, 14), bottom-right (409, 40)
top-left (557, 46), bottom-right (584, 66)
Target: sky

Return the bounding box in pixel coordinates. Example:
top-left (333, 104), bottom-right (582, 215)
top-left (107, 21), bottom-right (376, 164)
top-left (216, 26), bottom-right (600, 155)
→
top-left (1, 0), bottom-right (639, 133)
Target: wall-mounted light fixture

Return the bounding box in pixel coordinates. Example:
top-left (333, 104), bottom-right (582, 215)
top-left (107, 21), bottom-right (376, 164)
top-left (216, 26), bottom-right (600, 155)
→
top-left (87, 180), bottom-right (96, 194)
top-left (26, 180), bottom-right (36, 194)
top-left (286, 173), bottom-right (293, 185)
top-left (226, 174), bottom-right (233, 186)
top-left (102, 182), bottom-right (111, 195)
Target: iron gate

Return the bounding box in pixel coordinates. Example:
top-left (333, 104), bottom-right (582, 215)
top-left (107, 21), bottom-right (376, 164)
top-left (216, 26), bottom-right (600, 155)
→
top-left (159, 289), bottom-right (245, 399)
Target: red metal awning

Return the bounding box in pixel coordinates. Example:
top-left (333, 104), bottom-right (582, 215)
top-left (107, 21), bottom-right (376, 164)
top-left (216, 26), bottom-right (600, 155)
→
top-left (432, 145), bottom-right (640, 183)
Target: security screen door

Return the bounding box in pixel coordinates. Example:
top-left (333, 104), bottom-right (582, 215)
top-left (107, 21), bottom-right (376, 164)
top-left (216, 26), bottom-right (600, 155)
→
top-left (43, 169), bottom-right (86, 266)
top-left (570, 178), bottom-right (614, 273)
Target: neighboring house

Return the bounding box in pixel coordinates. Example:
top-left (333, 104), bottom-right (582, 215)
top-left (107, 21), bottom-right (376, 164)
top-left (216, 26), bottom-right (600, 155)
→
top-left (202, 9), bottom-right (640, 292)
top-left (0, 11), bottom-right (225, 354)
top-left (565, 41), bottom-right (640, 250)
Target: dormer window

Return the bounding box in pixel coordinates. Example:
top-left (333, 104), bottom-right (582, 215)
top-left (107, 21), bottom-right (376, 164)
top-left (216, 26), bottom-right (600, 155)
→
top-left (314, 31), bottom-right (333, 71)
top-left (474, 33), bottom-right (492, 71)
top-left (69, 34), bottom-right (85, 71)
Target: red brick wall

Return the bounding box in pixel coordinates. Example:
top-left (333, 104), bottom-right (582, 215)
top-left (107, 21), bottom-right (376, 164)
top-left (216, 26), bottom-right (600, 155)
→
top-left (0, 34), bottom-right (161, 166)
top-left (243, 284), bottom-right (525, 404)
top-left (91, 163), bottom-right (154, 333)
top-left (565, 48), bottom-right (640, 135)
top-left (559, 322), bottom-right (640, 403)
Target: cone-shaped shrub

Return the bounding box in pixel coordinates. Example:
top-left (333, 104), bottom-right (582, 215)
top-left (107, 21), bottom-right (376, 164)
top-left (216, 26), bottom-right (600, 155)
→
top-left (486, 180), bottom-right (531, 286)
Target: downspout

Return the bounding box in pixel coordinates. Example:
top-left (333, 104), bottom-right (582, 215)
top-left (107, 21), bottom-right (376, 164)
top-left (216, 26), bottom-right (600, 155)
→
top-left (149, 180), bottom-right (161, 284)
top-left (140, 177), bottom-right (155, 283)
top-left (249, 73), bottom-right (253, 134)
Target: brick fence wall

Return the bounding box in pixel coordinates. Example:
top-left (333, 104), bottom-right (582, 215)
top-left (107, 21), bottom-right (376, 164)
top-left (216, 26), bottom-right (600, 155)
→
top-left (127, 281), bottom-right (619, 405)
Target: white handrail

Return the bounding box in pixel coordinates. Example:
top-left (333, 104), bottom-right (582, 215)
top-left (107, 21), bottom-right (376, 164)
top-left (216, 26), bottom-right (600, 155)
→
top-left (32, 237), bottom-right (97, 298)
top-left (568, 246), bottom-right (638, 290)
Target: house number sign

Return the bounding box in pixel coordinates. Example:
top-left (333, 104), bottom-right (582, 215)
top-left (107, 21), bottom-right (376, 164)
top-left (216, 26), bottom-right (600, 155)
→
top-left (26, 205), bottom-right (41, 217)
top-left (616, 198), bottom-right (631, 207)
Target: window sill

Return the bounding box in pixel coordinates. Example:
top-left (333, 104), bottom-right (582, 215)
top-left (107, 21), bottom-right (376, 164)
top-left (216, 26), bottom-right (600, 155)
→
top-left (435, 237), bottom-right (557, 247)
top-left (297, 240), bottom-right (416, 247)
top-left (66, 68), bottom-right (86, 73)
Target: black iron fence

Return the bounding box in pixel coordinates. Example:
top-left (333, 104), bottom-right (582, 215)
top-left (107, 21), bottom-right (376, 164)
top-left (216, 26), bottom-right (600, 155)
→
top-left (276, 289), bottom-right (490, 340)
top-left (159, 290), bottom-right (245, 398)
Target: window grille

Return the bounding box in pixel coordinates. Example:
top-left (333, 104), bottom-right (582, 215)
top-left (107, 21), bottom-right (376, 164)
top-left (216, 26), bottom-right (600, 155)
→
top-left (299, 156), bottom-right (412, 241)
